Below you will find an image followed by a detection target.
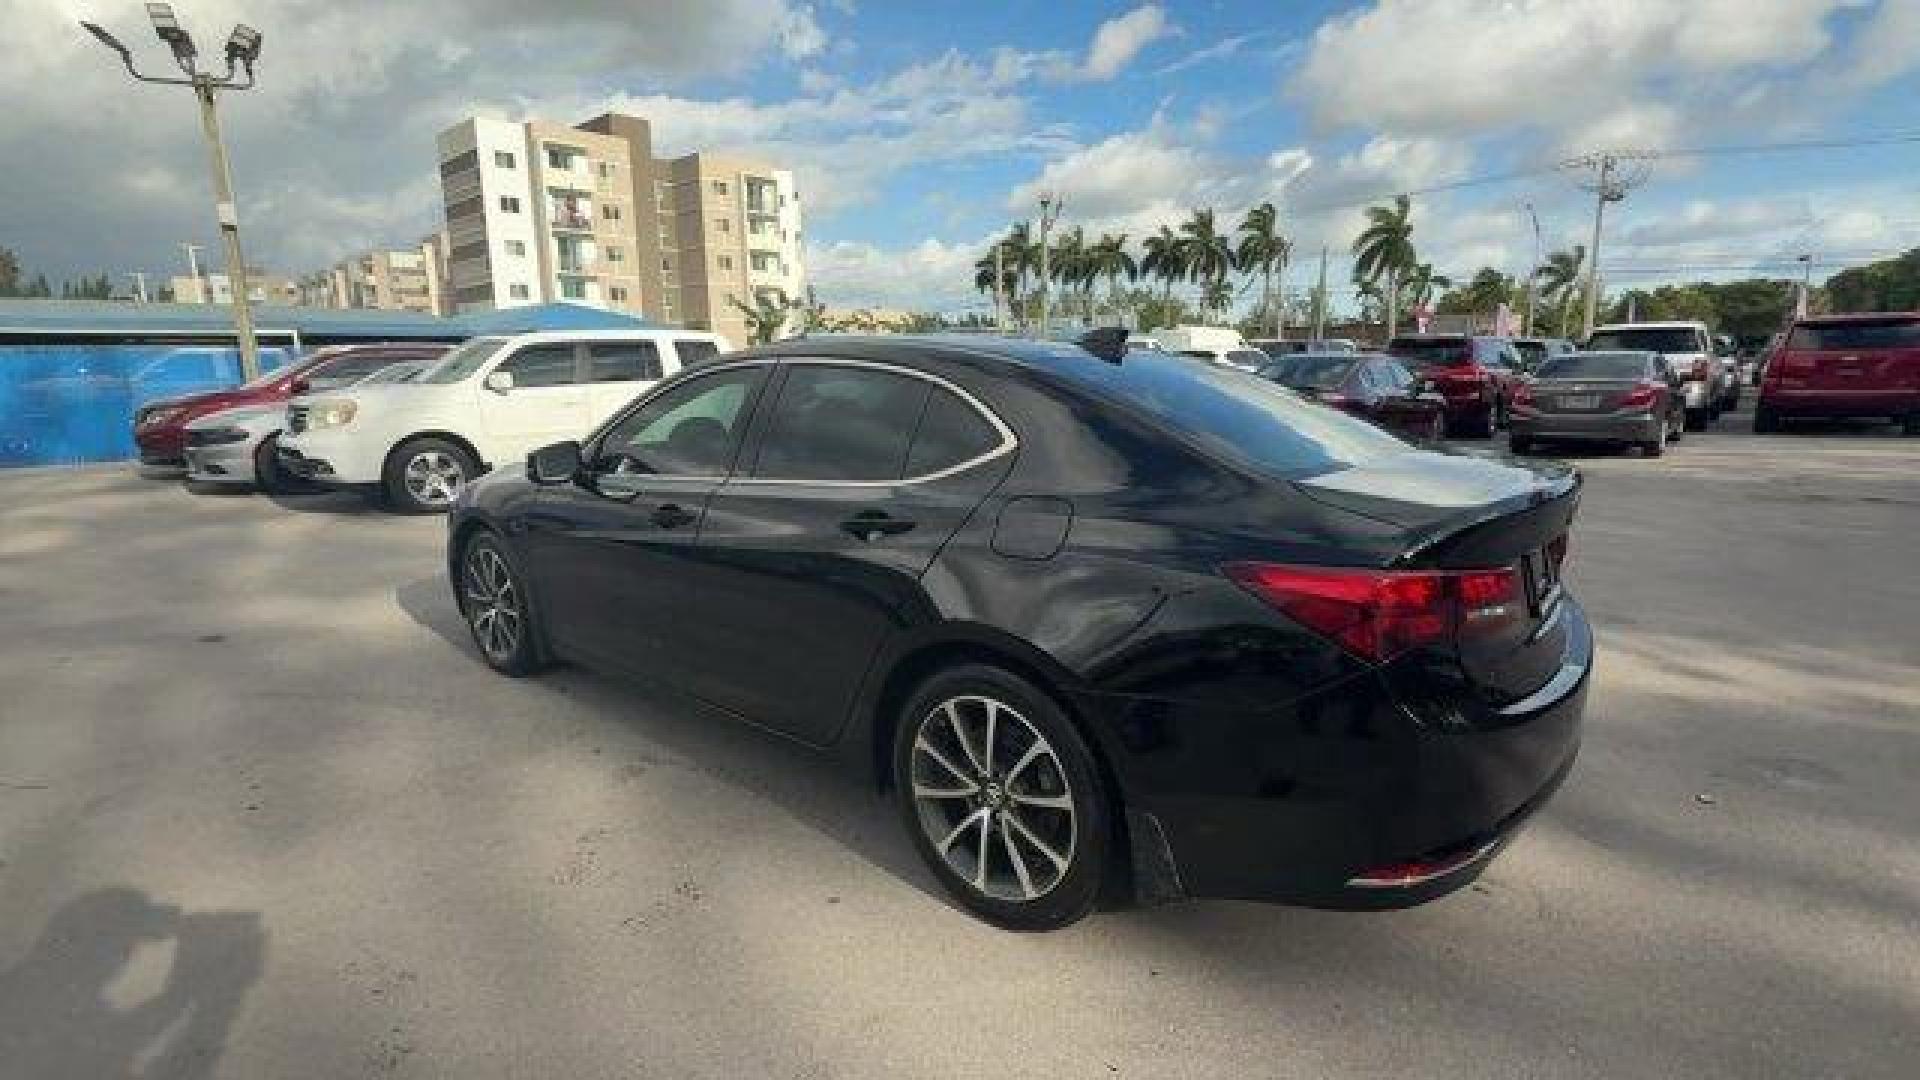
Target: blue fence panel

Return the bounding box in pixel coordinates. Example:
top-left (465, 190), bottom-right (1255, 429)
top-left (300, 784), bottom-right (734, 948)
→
top-left (0, 344), bottom-right (294, 467)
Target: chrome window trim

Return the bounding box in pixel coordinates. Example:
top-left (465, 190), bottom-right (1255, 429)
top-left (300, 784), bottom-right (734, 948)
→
top-left (732, 356), bottom-right (1018, 489)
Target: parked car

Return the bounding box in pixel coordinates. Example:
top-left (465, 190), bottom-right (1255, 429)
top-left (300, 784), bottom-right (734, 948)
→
top-left (1262, 352), bottom-right (1448, 442)
top-left (1510, 336), bottom-right (1576, 375)
top-left (132, 342), bottom-right (449, 467)
top-left (277, 329), bottom-right (729, 511)
top-left (1384, 334), bottom-right (1523, 437)
top-left (1583, 321), bottom-right (1729, 430)
top-left (184, 359), bottom-right (436, 489)
top-left (448, 334), bottom-right (1590, 931)
top-left (1509, 350), bottom-right (1685, 456)
top-left (1754, 313), bottom-right (1920, 434)
top-left (1250, 338), bottom-right (1360, 357)
top-left (1155, 325), bottom-right (1252, 367)
top-left (1124, 333), bottom-right (1163, 352)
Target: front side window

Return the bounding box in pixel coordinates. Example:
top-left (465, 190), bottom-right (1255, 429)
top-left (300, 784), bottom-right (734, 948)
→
top-left (497, 344), bottom-right (578, 387)
top-left (752, 366), bottom-right (932, 482)
top-left (595, 367), bottom-right (763, 477)
top-left (419, 337), bottom-right (509, 384)
top-left (588, 341), bottom-right (663, 383)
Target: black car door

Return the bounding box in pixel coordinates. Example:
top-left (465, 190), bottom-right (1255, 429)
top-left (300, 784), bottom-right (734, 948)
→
top-left (686, 359), bottom-right (1016, 745)
top-left (521, 364), bottom-right (770, 676)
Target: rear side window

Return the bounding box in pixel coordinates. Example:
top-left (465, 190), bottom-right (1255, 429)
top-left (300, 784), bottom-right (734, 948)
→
top-left (497, 344), bottom-right (578, 387)
top-left (1787, 320), bottom-right (1920, 350)
top-left (588, 341), bottom-right (663, 383)
top-left (674, 340), bottom-right (721, 368)
top-left (753, 366), bottom-right (932, 482)
top-left (905, 388), bottom-right (1003, 477)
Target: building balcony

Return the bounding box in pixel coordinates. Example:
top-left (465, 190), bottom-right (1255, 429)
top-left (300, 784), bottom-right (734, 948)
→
top-left (549, 213), bottom-right (593, 232)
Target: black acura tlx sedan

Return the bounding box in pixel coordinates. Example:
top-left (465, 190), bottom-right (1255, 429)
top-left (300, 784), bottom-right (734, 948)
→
top-left (447, 332), bottom-right (1589, 931)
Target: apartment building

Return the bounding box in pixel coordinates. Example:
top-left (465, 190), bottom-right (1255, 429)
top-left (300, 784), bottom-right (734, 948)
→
top-left (313, 236), bottom-right (450, 315)
top-left (437, 112), bottom-right (805, 345)
top-left (169, 271), bottom-right (298, 306)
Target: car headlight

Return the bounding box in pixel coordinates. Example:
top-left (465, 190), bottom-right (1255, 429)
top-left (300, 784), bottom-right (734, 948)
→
top-left (306, 400), bottom-right (358, 430)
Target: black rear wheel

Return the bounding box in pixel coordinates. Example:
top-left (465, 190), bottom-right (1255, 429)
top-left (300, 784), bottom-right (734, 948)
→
top-left (893, 664), bottom-right (1113, 932)
top-left (1752, 406), bottom-right (1780, 433)
top-left (456, 531), bottom-right (547, 677)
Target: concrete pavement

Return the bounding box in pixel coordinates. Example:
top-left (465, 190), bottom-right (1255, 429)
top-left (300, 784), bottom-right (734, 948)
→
top-left (1, 413), bottom-right (1916, 1078)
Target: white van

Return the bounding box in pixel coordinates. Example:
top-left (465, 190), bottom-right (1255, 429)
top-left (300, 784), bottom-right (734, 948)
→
top-left (1152, 325), bottom-right (1266, 371)
top-left (277, 328), bottom-right (729, 511)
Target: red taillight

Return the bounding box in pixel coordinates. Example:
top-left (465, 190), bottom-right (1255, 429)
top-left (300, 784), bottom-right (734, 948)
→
top-left (1223, 563), bottom-right (1520, 662)
top-left (1619, 381), bottom-right (1659, 409)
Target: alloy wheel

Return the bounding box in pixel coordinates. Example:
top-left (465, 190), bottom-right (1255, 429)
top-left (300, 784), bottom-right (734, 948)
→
top-left (405, 450), bottom-right (466, 506)
top-left (462, 544), bottom-right (522, 664)
top-left (909, 695), bottom-right (1076, 903)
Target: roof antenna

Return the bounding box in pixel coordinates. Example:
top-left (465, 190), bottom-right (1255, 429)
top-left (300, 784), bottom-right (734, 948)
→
top-left (1078, 325), bottom-right (1128, 363)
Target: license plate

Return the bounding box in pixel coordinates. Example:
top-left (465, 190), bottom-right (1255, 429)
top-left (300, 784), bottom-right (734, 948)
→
top-left (1559, 394), bottom-right (1598, 409)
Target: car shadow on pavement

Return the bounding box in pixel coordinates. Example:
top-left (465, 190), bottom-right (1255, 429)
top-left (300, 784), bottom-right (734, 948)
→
top-left (391, 575), bottom-right (946, 908)
top-left (0, 888), bottom-right (266, 1080)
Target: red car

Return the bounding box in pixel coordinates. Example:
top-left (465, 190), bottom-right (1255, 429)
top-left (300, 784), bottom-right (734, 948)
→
top-left (1754, 313), bottom-right (1920, 434)
top-left (1385, 335), bottom-right (1524, 438)
top-left (1262, 352), bottom-right (1449, 442)
top-left (132, 342), bottom-right (450, 466)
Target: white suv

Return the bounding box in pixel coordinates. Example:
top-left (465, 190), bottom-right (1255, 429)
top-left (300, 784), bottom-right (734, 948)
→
top-left (277, 328), bottom-right (729, 510)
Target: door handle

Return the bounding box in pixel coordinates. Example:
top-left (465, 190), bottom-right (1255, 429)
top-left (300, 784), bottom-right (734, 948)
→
top-left (650, 503), bottom-right (697, 529)
top-left (841, 509), bottom-right (915, 541)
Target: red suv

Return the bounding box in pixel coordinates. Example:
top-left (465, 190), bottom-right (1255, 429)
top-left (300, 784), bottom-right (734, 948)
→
top-left (1385, 335), bottom-right (1523, 437)
top-left (133, 342), bottom-right (450, 466)
top-left (1755, 313), bottom-right (1920, 435)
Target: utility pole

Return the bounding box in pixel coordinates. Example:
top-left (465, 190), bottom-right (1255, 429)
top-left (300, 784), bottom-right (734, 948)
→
top-left (1796, 254), bottom-right (1814, 317)
top-left (993, 239), bottom-right (1007, 334)
top-left (1310, 245), bottom-right (1329, 342)
top-left (127, 271), bottom-right (150, 304)
top-left (1522, 202), bottom-right (1541, 336)
top-left (82, 7), bottom-right (265, 379)
top-left (1273, 246), bottom-right (1290, 340)
top-left (1568, 152), bottom-right (1648, 338)
top-left (1035, 193), bottom-right (1061, 339)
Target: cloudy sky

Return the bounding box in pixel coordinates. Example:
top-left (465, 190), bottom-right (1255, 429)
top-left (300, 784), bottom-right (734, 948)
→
top-left (6, 0), bottom-right (1919, 312)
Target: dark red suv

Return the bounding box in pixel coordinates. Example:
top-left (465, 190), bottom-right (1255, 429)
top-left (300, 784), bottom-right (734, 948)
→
top-left (1385, 335), bottom-right (1523, 437)
top-left (1755, 313), bottom-right (1920, 434)
top-left (132, 342), bottom-right (450, 466)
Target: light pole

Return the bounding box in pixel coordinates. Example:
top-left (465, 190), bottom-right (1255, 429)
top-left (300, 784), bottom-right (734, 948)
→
top-left (1036, 193), bottom-right (1062, 339)
top-left (1522, 202), bottom-right (1541, 337)
top-left (1796, 254), bottom-right (1814, 317)
top-left (82, 6), bottom-right (265, 379)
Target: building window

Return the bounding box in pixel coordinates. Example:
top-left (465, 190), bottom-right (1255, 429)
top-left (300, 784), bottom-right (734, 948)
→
top-left (610, 286), bottom-right (629, 303)
top-left (546, 147), bottom-right (575, 170)
top-left (509, 283), bottom-right (530, 300)
top-left (601, 204), bottom-right (622, 221)
top-left (714, 218), bottom-right (731, 233)
top-left (717, 255), bottom-right (733, 271)
top-left (505, 239), bottom-right (527, 257)
top-left (605, 246), bottom-right (624, 263)
top-left (661, 257), bottom-right (672, 272)
top-left (559, 278), bottom-right (586, 300)
top-left (595, 161), bottom-right (615, 178)
top-left (499, 196), bottom-right (521, 213)
top-left (494, 151), bottom-right (515, 168)
top-left (713, 180), bottom-right (728, 196)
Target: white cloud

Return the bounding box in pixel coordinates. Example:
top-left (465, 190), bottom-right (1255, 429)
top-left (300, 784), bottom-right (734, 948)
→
top-left (1156, 33), bottom-right (1253, 76)
top-left (1082, 5), bottom-right (1175, 80)
top-left (808, 235), bottom-right (990, 309)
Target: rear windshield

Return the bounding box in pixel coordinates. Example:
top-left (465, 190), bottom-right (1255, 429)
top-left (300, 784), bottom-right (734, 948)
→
top-left (1388, 338), bottom-right (1472, 366)
top-left (1538, 354), bottom-right (1648, 380)
top-left (1587, 327), bottom-right (1700, 353)
top-left (1513, 341), bottom-right (1547, 366)
top-left (1787, 320), bottom-right (1920, 350)
top-left (1054, 351), bottom-right (1410, 479)
top-left (1283, 356), bottom-right (1357, 388)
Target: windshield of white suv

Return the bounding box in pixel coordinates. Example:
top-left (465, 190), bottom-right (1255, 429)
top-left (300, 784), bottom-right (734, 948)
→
top-left (418, 337), bottom-right (510, 383)
top-left (1587, 328), bottom-right (1700, 353)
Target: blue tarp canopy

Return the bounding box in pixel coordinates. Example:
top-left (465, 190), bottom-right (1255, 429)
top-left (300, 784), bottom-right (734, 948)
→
top-left (0, 299), bottom-right (649, 342)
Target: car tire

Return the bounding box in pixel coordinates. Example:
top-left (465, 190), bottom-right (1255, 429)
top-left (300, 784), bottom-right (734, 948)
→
top-left (1667, 413), bottom-right (1684, 442)
top-left (1685, 408), bottom-right (1710, 432)
top-left (1902, 412), bottom-right (1920, 436)
top-left (1467, 407), bottom-right (1496, 439)
top-left (1508, 433), bottom-right (1533, 455)
top-left (384, 437), bottom-right (479, 513)
top-left (1641, 417), bottom-right (1667, 457)
top-left (455, 530), bottom-right (548, 677)
top-left (1752, 406), bottom-right (1780, 434)
top-left (253, 433), bottom-right (307, 496)
top-left (1425, 413), bottom-right (1446, 443)
top-left (892, 663), bottom-right (1114, 932)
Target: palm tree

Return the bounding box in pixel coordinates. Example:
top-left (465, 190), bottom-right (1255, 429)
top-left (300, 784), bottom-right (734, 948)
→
top-left (1048, 226), bottom-right (1090, 324)
top-left (1236, 202), bottom-right (1291, 336)
top-left (1538, 245), bottom-right (1586, 336)
top-left (727, 289), bottom-right (795, 345)
top-left (1401, 262), bottom-right (1452, 317)
top-left (1179, 208), bottom-right (1236, 319)
top-left (1141, 225), bottom-right (1186, 310)
top-left (1084, 233), bottom-right (1138, 323)
top-left (1461, 267), bottom-right (1515, 331)
top-left (1352, 194), bottom-right (1417, 337)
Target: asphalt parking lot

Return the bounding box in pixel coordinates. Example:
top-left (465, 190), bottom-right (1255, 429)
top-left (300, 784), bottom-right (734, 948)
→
top-left (2, 410), bottom-right (1916, 1079)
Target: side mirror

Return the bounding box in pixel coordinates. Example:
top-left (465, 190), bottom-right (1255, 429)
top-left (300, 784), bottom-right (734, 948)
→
top-left (526, 440), bottom-right (582, 485)
top-left (484, 370), bottom-right (515, 394)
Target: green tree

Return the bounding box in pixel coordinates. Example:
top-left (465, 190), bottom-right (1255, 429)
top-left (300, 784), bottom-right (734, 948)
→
top-left (1537, 245), bottom-right (1586, 336)
top-left (1821, 248), bottom-right (1920, 314)
top-left (1401, 262), bottom-right (1453, 316)
top-left (0, 246), bottom-right (19, 295)
top-left (1236, 202), bottom-right (1290, 336)
top-left (1084, 233), bottom-right (1137, 323)
top-left (1178, 208), bottom-right (1236, 319)
top-left (726, 289), bottom-right (797, 345)
top-left (1141, 224), bottom-right (1186, 308)
top-left (1352, 194), bottom-right (1416, 337)
top-left (1047, 225), bottom-right (1089, 323)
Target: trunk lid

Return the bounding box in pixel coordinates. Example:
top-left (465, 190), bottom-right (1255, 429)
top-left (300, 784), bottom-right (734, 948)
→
top-left (1529, 377), bottom-right (1642, 413)
top-left (1296, 451), bottom-right (1580, 703)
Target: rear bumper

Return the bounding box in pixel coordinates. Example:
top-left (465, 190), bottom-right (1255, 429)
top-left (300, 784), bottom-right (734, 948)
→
top-left (1079, 597), bottom-right (1591, 908)
top-left (1511, 410), bottom-right (1661, 443)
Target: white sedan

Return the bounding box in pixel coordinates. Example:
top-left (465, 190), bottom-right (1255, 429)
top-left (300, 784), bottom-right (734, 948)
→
top-left (184, 358), bottom-right (433, 490)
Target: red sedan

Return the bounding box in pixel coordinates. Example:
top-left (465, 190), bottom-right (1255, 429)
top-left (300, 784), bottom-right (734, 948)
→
top-left (132, 342), bottom-right (449, 466)
top-left (1261, 352), bottom-right (1450, 442)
